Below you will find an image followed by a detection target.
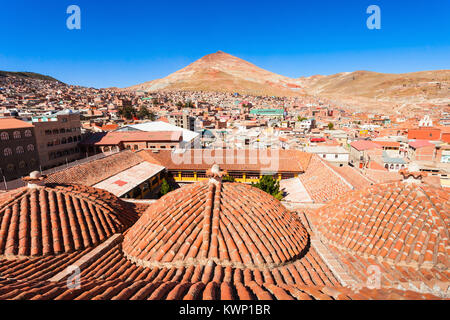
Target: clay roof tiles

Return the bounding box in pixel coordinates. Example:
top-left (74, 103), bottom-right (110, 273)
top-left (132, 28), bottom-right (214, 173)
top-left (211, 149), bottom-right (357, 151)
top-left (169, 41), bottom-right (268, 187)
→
top-left (0, 184), bottom-right (138, 257)
top-left (123, 181), bottom-right (310, 269)
top-left (313, 182), bottom-right (449, 269)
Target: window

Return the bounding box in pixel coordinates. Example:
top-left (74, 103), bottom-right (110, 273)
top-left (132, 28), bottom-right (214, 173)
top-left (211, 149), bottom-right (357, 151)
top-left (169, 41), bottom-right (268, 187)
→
top-left (16, 146), bottom-right (24, 154)
top-left (27, 144), bottom-right (35, 152)
top-left (24, 130), bottom-right (32, 138)
top-left (335, 154), bottom-right (338, 159)
top-left (1, 132), bottom-right (9, 141)
top-left (30, 158), bottom-right (37, 167)
top-left (19, 161), bottom-right (26, 169)
top-left (60, 128), bottom-right (66, 134)
top-left (7, 164), bottom-right (15, 172)
top-left (133, 145), bottom-right (138, 150)
top-left (4, 148), bottom-right (12, 156)
top-left (45, 130), bottom-right (52, 136)
top-left (13, 131), bottom-right (21, 139)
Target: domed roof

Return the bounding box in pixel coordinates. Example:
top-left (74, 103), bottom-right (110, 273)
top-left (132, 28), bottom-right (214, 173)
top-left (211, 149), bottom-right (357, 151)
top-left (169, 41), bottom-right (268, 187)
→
top-left (314, 182), bottom-right (449, 268)
top-left (123, 181), bottom-right (309, 269)
top-left (0, 183), bottom-right (138, 257)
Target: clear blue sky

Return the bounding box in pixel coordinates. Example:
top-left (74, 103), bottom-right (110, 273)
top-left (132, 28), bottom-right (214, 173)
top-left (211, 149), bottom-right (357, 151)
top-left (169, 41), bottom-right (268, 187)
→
top-left (1, 0), bottom-right (449, 88)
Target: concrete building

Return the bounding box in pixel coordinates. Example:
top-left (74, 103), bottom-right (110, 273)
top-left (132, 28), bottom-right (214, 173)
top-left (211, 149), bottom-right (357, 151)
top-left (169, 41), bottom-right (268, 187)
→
top-left (167, 112), bottom-right (195, 131)
top-left (81, 131), bottom-right (183, 155)
top-left (32, 110), bottom-right (83, 170)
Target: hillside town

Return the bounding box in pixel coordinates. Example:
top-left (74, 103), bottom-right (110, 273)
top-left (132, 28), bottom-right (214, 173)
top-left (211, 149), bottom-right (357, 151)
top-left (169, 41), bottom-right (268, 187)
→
top-left (1, 74), bottom-right (449, 190)
top-left (0, 66), bottom-right (449, 302)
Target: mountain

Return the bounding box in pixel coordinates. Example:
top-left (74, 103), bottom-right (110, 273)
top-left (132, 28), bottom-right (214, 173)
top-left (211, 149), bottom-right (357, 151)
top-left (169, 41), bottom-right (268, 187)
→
top-left (0, 71), bottom-right (63, 83)
top-left (299, 70), bottom-right (450, 112)
top-left (127, 51), bottom-right (304, 97)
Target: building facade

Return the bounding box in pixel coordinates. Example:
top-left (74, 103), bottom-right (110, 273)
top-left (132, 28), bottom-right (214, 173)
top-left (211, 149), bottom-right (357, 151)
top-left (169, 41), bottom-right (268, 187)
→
top-left (167, 113), bottom-right (195, 131)
top-left (0, 118), bottom-right (40, 181)
top-left (32, 110), bottom-right (83, 170)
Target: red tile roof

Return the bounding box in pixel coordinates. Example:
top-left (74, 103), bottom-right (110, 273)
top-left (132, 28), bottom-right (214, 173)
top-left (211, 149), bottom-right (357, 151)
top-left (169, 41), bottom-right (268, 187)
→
top-left (0, 118), bottom-right (34, 130)
top-left (299, 155), bottom-right (353, 203)
top-left (46, 151), bottom-right (144, 186)
top-left (0, 184), bottom-right (138, 257)
top-left (409, 140), bottom-right (434, 149)
top-left (350, 140), bottom-right (383, 151)
top-left (123, 181), bottom-right (309, 268)
top-left (312, 182), bottom-right (449, 269)
top-left (137, 149), bottom-right (312, 173)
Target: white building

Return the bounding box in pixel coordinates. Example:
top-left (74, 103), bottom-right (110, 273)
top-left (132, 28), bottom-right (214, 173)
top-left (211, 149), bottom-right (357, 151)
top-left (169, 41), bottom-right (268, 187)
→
top-left (304, 146), bottom-right (350, 167)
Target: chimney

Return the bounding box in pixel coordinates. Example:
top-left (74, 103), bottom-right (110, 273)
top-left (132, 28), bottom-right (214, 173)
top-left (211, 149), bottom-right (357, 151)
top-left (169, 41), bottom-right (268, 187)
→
top-left (22, 171), bottom-right (47, 189)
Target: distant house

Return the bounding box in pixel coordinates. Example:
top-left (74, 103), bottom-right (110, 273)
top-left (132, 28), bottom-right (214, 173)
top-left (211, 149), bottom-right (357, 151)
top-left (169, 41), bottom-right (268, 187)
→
top-left (349, 140), bottom-right (383, 169)
top-left (408, 128), bottom-right (441, 141)
top-left (408, 140), bottom-right (436, 161)
top-left (305, 146), bottom-right (349, 167)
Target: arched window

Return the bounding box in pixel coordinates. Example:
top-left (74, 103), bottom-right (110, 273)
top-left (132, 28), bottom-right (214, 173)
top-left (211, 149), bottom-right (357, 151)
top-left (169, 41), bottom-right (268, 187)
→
top-left (4, 148), bottom-right (12, 156)
top-left (24, 130), bottom-right (32, 138)
top-left (68, 137), bottom-right (73, 143)
top-left (61, 138), bottom-right (67, 144)
top-left (13, 131), bottom-right (21, 139)
top-left (19, 161), bottom-right (26, 169)
top-left (30, 158), bottom-right (37, 167)
top-left (60, 128), bottom-right (66, 134)
top-left (16, 146), bottom-right (24, 154)
top-left (1, 132), bottom-right (9, 141)
top-left (27, 144), bottom-right (35, 152)
top-left (7, 164), bottom-right (15, 172)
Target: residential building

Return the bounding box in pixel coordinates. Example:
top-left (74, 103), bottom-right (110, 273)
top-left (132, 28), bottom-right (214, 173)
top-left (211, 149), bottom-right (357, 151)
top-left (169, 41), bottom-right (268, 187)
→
top-left (81, 131), bottom-right (183, 155)
top-left (408, 140), bottom-right (436, 161)
top-left (349, 140), bottom-right (383, 169)
top-left (167, 112), bottom-right (195, 131)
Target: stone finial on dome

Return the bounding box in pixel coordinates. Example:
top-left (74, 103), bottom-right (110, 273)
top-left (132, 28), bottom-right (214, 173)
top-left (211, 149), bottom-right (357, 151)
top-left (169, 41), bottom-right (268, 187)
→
top-left (22, 171), bottom-right (47, 189)
top-left (206, 164), bottom-right (227, 185)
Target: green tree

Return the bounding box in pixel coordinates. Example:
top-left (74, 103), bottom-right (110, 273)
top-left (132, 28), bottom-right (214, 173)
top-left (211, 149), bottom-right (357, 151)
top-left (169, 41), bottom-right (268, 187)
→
top-left (252, 175), bottom-right (283, 200)
top-left (328, 122), bottom-right (334, 130)
top-left (222, 175), bottom-right (235, 182)
top-left (159, 179), bottom-right (173, 196)
top-left (184, 100), bottom-right (194, 108)
top-left (118, 105), bottom-right (136, 120)
top-left (137, 106), bottom-right (155, 120)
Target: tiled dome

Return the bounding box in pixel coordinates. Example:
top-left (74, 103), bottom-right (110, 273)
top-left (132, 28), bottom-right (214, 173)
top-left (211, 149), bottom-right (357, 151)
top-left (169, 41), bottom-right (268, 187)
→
top-left (314, 182), bottom-right (449, 268)
top-left (0, 183), bottom-right (138, 257)
top-left (123, 181), bottom-right (309, 269)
